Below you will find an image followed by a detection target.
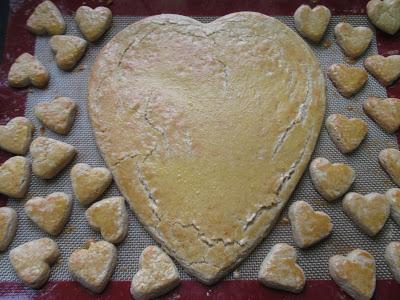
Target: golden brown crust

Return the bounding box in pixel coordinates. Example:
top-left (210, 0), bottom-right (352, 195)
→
top-left (294, 5), bottom-right (331, 43)
top-left (334, 22), bottom-right (373, 59)
top-left (26, 0), bottom-right (65, 36)
top-left (328, 64), bottom-right (368, 98)
top-left (363, 96), bottom-right (400, 134)
top-left (75, 6), bottom-right (112, 42)
top-left (50, 35), bottom-right (87, 71)
top-left (364, 55), bottom-right (400, 86)
top-left (8, 53), bottom-right (49, 88)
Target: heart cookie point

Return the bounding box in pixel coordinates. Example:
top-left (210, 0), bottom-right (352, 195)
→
top-left (364, 55), bottom-right (400, 87)
top-left (367, 0), bottom-right (400, 35)
top-left (0, 117), bottom-right (34, 155)
top-left (343, 192), bottom-right (390, 236)
top-left (68, 240), bottom-right (117, 293)
top-left (258, 243), bottom-right (305, 293)
top-left (334, 22), bottom-right (373, 59)
top-left (0, 207), bottom-right (18, 252)
top-left (329, 249), bottom-right (376, 300)
top-left (294, 5), bottom-right (331, 43)
top-left (363, 96), bottom-right (400, 133)
top-left (26, 0), bottom-right (65, 35)
top-left (385, 241), bottom-right (400, 284)
top-left (8, 53), bottom-right (49, 88)
top-left (75, 6), bottom-right (112, 42)
top-left (9, 238), bottom-right (59, 288)
top-left (328, 64), bottom-right (368, 98)
top-left (131, 246), bottom-right (180, 300)
top-left (0, 156), bottom-right (31, 199)
top-left (50, 35), bottom-right (87, 71)
top-left (379, 148), bottom-right (400, 186)
top-left (386, 188), bottom-right (400, 225)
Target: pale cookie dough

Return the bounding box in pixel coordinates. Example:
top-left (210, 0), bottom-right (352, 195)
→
top-left (25, 192), bottom-right (72, 236)
top-left (26, 0), bottom-right (65, 35)
top-left (379, 148), bottom-right (400, 187)
top-left (9, 238), bottom-right (59, 288)
top-left (294, 5), bottom-right (331, 43)
top-left (326, 114), bottom-right (368, 153)
top-left (71, 163), bottom-right (112, 205)
top-left (364, 55), bottom-right (400, 86)
top-left (385, 241), bottom-right (400, 283)
top-left (34, 97), bottom-right (77, 135)
top-left (8, 53), bottom-right (49, 88)
top-left (131, 246), bottom-right (180, 300)
top-left (329, 249), bottom-right (376, 300)
top-left (68, 240), bottom-right (117, 293)
top-left (363, 96), bottom-right (400, 134)
top-left (328, 64), bottom-right (368, 98)
top-left (75, 6), bottom-right (112, 42)
top-left (0, 117), bottom-right (34, 155)
top-left (50, 35), bottom-right (87, 71)
top-left (334, 22), bottom-right (373, 59)
top-left (0, 156), bottom-right (30, 199)
top-left (367, 0), bottom-right (400, 35)
top-left (343, 192), bottom-right (390, 236)
top-left (386, 188), bottom-right (400, 225)
top-left (258, 243), bottom-right (305, 293)
top-left (309, 157), bottom-right (356, 202)
top-left (30, 137), bottom-right (76, 179)
top-left (288, 201), bottom-right (333, 248)
top-left (0, 207), bottom-right (18, 252)
top-left (86, 197), bottom-right (128, 244)
top-left (88, 12), bottom-right (326, 284)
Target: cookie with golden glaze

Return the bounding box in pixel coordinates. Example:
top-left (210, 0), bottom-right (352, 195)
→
top-left (0, 117), bottom-right (34, 155)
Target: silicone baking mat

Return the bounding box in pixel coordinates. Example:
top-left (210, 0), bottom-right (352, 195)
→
top-left (0, 0), bottom-right (400, 299)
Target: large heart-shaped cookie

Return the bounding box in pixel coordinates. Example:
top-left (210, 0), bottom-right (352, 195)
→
top-left (367, 0), bottom-right (400, 35)
top-left (88, 13), bottom-right (326, 283)
top-left (0, 117), bottom-right (34, 155)
top-left (75, 6), bottom-right (112, 42)
top-left (334, 22), bottom-right (373, 59)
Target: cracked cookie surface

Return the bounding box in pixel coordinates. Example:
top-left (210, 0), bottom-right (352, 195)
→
top-left (88, 13), bottom-right (326, 284)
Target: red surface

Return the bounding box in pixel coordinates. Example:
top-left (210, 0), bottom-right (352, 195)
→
top-left (1, 0), bottom-right (400, 299)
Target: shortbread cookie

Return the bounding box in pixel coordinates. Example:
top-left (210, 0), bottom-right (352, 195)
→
top-left (327, 64), bottom-right (368, 97)
top-left (363, 96), bottom-right (400, 134)
top-left (71, 163), bottom-right (112, 205)
top-left (0, 207), bottom-right (18, 251)
top-left (25, 192), bottom-right (72, 236)
top-left (30, 137), bottom-right (76, 179)
top-left (8, 53), bottom-right (49, 88)
top-left (385, 241), bottom-right (400, 283)
top-left (367, 0), bottom-right (400, 35)
top-left (0, 117), bottom-right (34, 155)
top-left (0, 156), bottom-right (30, 199)
top-left (326, 114), bottom-right (368, 153)
top-left (69, 240), bottom-right (117, 293)
top-left (294, 5), bottom-right (331, 43)
top-left (329, 249), bottom-right (376, 300)
top-left (258, 243), bottom-right (305, 293)
top-left (343, 192), bottom-right (390, 236)
top-left (10, 238), bottom-right (59, 288)
top-left (334, 22), bottom-right (373, 59)
top-left (50, 35), bottom-right (87, 71)
top-left (386, 188), bottom-right (400, 225)
top-left (86, 197), bottom-right (128, 244)
top-left (131, 246), bottom-right (180, 300)
top-left (34, 97), bottom-right (77, 135)
top-left (75, 6), bottom-right (112, 42)
top-left (288, 201), bottom-right (333, 248)
top-left (26, 0), bottom-right (65, 35)
top-left (364, 55), bottom-right (400, 86)
top-left (309, 157), bottom-right (356, 202)
top-left (379, 148), bottom-right (400, 186)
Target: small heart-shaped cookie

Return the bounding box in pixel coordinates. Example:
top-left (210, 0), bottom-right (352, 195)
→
top-left (258, 243), bottom-right (305, 293)
top-left (75, 6), bottom-right (112, 42)
top-left (326, 114), bottom-right (368, 153)
top-left (310, 157), bottom-right (356, 202)
top-left (9, 238), bottom-right (59, 288)
top-left (30, 137), bottom-right (76, 179)
top-left (26, 0), bottom-right (65, 35)
top-left (379, 148), bottom-right (400, 186)
top-left (50, 35), bottom-right (87, 71)
top-left (334, 22), bottom-right (373, 59)
top-left (288, 201), bottom-right (333, 248)
top-left (364, 55), bottom-right (400, 86)
top-left (71, 163), bottom-right (112, 205)
top-left (131, 246), bottom-right (180, 300)
top-left (329, 249), bottom-right (376, 300)
top-left (25, 192), bottom-right (72, 236)
top-left (0, 207), bottom-right (18, 252)
top-left (386, 188), bottom-right (400, 225)
top-left (8, 53), bottom-right (49, 88)
top-left (328, 64), bottom-right (368, 98)
top-left (0, 117), bottom-right (34, 155)
top-left (385, 241), bottom-right (400, 283)
top-left (294, 5), bottom-right (331, 43)
top-left (363, 96), bottom-right (400, 134)
top-left (69, 240), bottom-right (117, 293)
top-left (367, 0), bottom-right (400, 35)
top-left (0, 156), bottom-right (30, 199)
top-left (86, 197), bottom-right (128, 244)
top-left (343, 192), bottom-right (390, 236)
